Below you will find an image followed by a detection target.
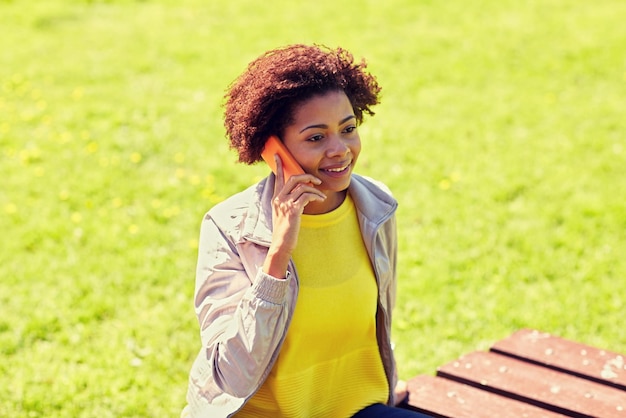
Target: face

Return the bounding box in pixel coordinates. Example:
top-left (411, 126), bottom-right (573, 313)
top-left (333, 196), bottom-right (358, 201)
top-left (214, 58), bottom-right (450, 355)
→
top-left (281, 90), bottom-right (361, 209)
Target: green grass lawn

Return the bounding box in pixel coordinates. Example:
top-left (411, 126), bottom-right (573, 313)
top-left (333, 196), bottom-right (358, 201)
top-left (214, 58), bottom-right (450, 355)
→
top-left (1, 0), bottom-right (625, 416)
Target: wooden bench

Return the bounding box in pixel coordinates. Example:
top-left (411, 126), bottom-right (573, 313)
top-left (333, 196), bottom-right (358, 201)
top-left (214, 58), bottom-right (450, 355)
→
top-left (404, 329), bottom-right (626, 417)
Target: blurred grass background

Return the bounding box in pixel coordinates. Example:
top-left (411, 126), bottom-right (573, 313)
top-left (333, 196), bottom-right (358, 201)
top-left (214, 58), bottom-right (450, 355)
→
top-left (1, 0), bottom-right (625, 416)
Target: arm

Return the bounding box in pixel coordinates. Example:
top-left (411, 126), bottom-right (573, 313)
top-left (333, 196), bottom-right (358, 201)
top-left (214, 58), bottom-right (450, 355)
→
top-left (190, 216), bottom-right (291, 400)
top-left (387, 214), bottom-right (408, 405)
top-left (262, 154), bottom-right (325, 277)
top-left (189, 156), bottom-right (325, 402)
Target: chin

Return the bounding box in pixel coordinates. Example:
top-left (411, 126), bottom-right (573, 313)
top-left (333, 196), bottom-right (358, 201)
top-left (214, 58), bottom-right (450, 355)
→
top-left (327, 180), bottom-right (351, 193)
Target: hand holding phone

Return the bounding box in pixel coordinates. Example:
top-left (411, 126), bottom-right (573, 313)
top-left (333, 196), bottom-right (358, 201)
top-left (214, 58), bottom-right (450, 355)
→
top-left (260, 136), bottom-right (325, 278)
top-left (261, 136), bottom-right (305, 181)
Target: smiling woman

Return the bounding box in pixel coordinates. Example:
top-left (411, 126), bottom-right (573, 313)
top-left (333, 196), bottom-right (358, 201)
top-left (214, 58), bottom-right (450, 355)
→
top-left (280, 90), bottom-right (361, 214)
top-left (223, 44), bottom-right (380, 165)
top-left (182, 44), bottom-right (432, 418)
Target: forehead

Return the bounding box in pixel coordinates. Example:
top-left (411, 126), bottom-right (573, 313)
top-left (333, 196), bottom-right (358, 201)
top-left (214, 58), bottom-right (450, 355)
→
top-left (290, 90), bottom-right (353, 121)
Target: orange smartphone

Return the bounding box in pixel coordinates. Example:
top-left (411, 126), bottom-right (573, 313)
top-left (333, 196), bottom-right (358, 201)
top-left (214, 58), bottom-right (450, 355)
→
top-left (261, 135), bottom-right (305, 180)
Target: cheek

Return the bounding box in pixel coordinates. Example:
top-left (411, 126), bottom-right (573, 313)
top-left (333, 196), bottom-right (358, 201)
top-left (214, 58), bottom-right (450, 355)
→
top-left (293, 151), bottom-right (318, 172)
top-left (351, 139), bottom-right (362, 160)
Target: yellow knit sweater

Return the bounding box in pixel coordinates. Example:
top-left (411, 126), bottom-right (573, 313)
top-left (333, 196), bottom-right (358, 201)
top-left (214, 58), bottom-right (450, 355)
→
top-left (237, 195), bottom-right (387, 417)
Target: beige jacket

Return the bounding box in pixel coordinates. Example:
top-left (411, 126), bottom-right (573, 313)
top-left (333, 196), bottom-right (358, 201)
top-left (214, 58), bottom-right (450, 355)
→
top-left (184, 174), bottom-right (399, 417)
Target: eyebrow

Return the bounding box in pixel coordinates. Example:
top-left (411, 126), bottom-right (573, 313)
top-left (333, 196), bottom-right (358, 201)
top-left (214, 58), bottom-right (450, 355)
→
top-left (299, 115), bottom-right (356, 134)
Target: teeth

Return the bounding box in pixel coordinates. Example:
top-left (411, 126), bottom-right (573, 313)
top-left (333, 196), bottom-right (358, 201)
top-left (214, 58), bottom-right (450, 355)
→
top-left (326, 166), bottom-right (347, 172)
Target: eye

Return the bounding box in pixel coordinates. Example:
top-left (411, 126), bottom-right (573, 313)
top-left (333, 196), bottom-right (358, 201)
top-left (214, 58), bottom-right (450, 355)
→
top-left (307, 134), bottom-right (324, 142)
top-left (343, 125), bottom-right (357, 134)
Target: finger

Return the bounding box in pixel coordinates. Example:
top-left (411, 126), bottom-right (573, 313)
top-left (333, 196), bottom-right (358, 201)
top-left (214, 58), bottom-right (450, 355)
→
top-left (273, 153), bottom-right (285, 193)
top-left (280, 175), bottom-right (322, 196)
top-left (284, 177), bottom-right (325, 196)
top-left (289, 185), bottom-right (327, 205)
top-left (295, 191), bottom-right (327, 209)
top-left (289, 173), bottom-right (322, 187)
top-left (299, 183), bottom-right (327, 200)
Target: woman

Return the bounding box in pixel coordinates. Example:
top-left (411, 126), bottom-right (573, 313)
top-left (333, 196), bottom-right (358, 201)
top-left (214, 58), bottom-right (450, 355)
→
top-left (183, 44), bottom-right (430, 418)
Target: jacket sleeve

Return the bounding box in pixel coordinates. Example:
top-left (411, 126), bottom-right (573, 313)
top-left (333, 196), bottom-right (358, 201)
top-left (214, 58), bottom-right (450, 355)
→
top-left (187, 213), bottom-right (291, 402)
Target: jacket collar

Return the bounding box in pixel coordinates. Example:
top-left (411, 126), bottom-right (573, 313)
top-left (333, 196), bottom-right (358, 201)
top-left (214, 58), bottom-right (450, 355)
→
top-left (242, 174), bottom-right (397, 247)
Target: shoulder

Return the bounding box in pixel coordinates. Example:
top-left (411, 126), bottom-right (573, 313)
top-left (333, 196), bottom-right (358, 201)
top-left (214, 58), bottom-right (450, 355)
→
top-left (204, 178), bottom-right (268, 229)
top-left (349, 174), bottom-right (398, 223)
top-left (351, 174), bottom-right (396, 203)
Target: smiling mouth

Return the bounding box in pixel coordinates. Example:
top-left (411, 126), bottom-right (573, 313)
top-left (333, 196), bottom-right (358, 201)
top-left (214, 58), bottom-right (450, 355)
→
top-left (321, 163), bottom-right (350, 174)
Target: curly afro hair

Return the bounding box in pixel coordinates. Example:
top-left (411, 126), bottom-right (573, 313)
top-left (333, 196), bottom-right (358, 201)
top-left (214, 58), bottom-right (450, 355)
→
top-left (223, 44), bottom-right (382, 164)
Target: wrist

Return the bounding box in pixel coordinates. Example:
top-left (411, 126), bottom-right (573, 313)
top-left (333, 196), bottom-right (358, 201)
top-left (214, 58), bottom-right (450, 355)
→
top-left (263, 248), bottom-right (291, 279)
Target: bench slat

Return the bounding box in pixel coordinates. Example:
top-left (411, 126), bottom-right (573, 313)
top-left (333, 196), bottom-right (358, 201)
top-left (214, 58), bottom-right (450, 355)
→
top-left (491, 329), bottom-right (626, 391)
top-left (437, 351), bottom-right (626, 418)
top-left (406, 374), bottom-right (567, 418)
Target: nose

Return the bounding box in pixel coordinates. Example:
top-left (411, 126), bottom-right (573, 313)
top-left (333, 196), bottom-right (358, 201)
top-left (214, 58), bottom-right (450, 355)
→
top-left (325, 134), bottom-right (350, 158)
